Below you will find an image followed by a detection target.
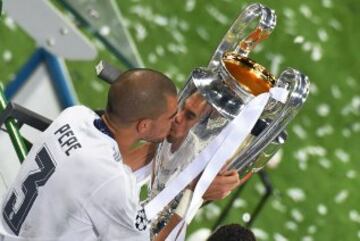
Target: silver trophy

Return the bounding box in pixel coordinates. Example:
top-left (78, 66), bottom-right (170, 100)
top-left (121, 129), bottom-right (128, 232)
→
top-left (149, 3), bottom-right (310, 234)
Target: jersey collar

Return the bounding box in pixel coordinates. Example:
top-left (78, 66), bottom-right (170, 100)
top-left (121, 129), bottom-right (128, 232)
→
top-left (94, 118), bottom-right (115, 140)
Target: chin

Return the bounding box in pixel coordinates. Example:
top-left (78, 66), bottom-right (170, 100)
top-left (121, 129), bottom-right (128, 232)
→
top-left (148, 137), bottom-right (166, 144)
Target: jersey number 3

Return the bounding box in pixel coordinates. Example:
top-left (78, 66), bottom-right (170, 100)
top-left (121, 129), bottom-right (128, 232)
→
top-left (2, 147), bottom-right (56, 235)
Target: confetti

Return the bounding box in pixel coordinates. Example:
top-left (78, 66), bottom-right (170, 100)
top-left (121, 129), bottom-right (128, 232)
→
top-left (252, 228), bottom-right (269, 240)
top-left (334, 190), bottom-right (349, 203)
top-left (287, 188), bottom-right (306, 202)
top-left (274, 233), bottom-right (289, 241)
top-left (317, 204), bottom-right (328, 215)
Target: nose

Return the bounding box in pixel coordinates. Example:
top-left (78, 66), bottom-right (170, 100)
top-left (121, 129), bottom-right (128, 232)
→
top-left (174, 112), bottom-right (184, 125)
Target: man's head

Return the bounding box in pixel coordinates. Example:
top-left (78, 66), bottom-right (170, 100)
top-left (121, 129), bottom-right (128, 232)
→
top-left (106, 68), bottom-right (177, 143)
top-left (167, 91), bottom-right (209, 144)
top-left (207, 224), bottom-right (256, 241)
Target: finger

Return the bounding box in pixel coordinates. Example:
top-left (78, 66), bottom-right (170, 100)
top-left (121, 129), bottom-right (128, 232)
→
top-left (218, 165), bottom-right (228, 175)
top-left (221, 169), bottom-right (238, 177)
top-left (240, 172), bottom-right (253, 184)
top-left (203, 190), bottom-right (232, 201)
top-left (212, 173), bottom-right (240, 186)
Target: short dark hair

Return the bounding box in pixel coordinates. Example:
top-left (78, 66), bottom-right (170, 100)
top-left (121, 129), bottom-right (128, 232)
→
top-left (106, 68), bottom-right (177, 126)
top-left (207, 224), bottom-right (256, 241)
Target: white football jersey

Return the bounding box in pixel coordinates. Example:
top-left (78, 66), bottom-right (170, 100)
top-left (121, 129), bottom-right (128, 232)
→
top-left (0, 106), bottom-right (149, 241)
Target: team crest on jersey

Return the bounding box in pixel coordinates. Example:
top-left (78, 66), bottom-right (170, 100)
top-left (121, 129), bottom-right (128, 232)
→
top-left (135, 207), bottom-right (148, 231)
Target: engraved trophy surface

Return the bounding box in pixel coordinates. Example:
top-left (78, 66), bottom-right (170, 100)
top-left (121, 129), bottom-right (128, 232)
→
top-left (148, 3), bottom-right (310, 235)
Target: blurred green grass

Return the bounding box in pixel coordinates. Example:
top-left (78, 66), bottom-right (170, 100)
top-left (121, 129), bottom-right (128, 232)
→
top-left (1, 0), bottom-right (360, 240)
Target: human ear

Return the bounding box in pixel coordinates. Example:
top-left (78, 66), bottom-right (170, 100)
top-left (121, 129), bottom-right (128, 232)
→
top-left (136, 119), bottom-right (152, 135)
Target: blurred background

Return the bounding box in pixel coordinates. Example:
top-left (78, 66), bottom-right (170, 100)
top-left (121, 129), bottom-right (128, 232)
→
top-left (0, 0), bottom-right (359, 240)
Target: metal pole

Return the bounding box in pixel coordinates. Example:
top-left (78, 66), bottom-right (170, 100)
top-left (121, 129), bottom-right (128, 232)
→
top-left (0, 83), bottom-right (28, 162)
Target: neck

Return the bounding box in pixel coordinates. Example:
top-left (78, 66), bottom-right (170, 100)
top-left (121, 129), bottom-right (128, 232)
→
top-left (102, 115), bottom-right (148, 171)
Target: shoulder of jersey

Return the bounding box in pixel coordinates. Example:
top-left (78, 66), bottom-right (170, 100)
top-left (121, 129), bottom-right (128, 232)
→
top-left (60, 105), bottom-right (97, 119)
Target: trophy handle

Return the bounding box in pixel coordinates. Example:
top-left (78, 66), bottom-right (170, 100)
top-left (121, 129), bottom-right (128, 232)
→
top-left (208, 3), bottom-right (276, 70)
top-left (229, 68), bottom-right (310, 172)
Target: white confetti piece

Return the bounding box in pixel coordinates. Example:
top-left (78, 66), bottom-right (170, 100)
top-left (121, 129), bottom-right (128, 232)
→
top-left (134, 23), bottom-right (147, 41)
top-left (317, 204), bottom-right (328, 215)
top-left (349, 210), bottom-right (360, 223)
top-left (342, 128), bottom-right (351, 138)
top-left (346, 77), bottom-right (357, 87)
top-left (283, 8), bottom-right (295, 19)
top-left (272, 199), bottom-right (287, 213)
top-left (196, 27), bottom-right (210, 41)
top-left (342, 96), bottom-right (360, 116)
top-left (99, 25), bottom-right (111, 36)
top-left (316, 124), bottom-right (334, 137)
top-left (294, 146), bottom-right (327, 163)
top-left (3, 50), bottom-right (13, 63)
top-left (334, 149), bottom-right (350, 163)
top-left (291, 209), bottom-right (304, 222)
top-left (346, 170), bottom-right (357, 179)
top-left (316, 103), bottom-right (330, 117)
top-left (129, 5), bottom-right (153, 20)
top-left (179, 20), bottom-right (189, 31)
top-left (331, 85), bottom-right (342, 99)
top-left (307, 225), bottom-right (317, 234)
top-left (319, 158), bottom-right (332, 169)
top-left (334, 189), bottom-right (349, 203)
top-left (90, 80), bottom-right (104, 93)
top-left (329, 18), bottom-right (342, 31)
top-left (204, 203), bottom-right (221, 220)
top-left (4, 16), bottom-right (17, 31)
top-left (302, 42), bottom-right (313, 52)
top-left (185, 0), bottom-right (196, 12)
top-left (322, 0), bottom-right (333, 8)
top-left (287, 188), bottom-right (306, 202)
top-left (311, 44), bottom-right (323, 61)
top-left (148, 53), bottom-right (157, 63)
top-left (309, 82), bottom-right (318, 95)
top-left (233, 198), bottom-right (247, 208)
top-left (252, 228), bottom-right (269, 240)
top-left (299, 5), bottom-right (312, 19)
top-left (187, 228), bottom-right (211, 241)
top-left (167, 43), bottom-right (187, 54)
top-left (255, 183), bottom-right (266, 195)
top-left (267, 53), bottom-right (284, 76)
top-left (285, 221), bottom-right (298, 231)
top-left (274, 233), bottom-right (288, 241)
top-left (155, 45), bottom-right (165, 56)
top-left (153, 15), bottom-right (168, 26)
top-left (294, 35), bottom-right (305, 44)
top-left (352, 122), bottom-right (360, 132)
top-left (242, 212), bottom-right (251, 223)
top-left (175, 73), bottom-right (185, 83)
top-left (172, 30), bottom-right (185, 43)
top-left (206, 5), bottom-right (229, 25)
top-left (292, 124), bottom-right (307, 139)
top-left (317, 29), bottom-right (329, 42)
top-left (302, 236), bottom-right (313, 241)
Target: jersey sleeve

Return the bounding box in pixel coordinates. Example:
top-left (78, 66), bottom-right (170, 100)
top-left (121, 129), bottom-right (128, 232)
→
top-left (84, 174), bottom-right (150, 241)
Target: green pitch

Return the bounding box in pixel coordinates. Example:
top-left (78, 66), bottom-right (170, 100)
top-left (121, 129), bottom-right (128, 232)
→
top-left (0, 0), bottom-right (359, 240)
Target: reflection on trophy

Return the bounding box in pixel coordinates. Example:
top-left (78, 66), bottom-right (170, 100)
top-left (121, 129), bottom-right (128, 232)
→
top-left (148, 3), bottom-right (310, 235)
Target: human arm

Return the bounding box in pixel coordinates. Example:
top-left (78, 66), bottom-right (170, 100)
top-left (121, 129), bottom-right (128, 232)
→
top-left (153, 188), bottom-right (194, 241)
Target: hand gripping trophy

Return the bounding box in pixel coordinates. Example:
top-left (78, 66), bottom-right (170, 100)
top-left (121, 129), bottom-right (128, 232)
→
top-left (140, 3), bottom-right (310, 238)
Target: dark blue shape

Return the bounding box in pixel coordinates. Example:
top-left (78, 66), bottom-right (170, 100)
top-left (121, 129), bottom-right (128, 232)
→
top-left (2, 147), bottom-right (56, 235)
